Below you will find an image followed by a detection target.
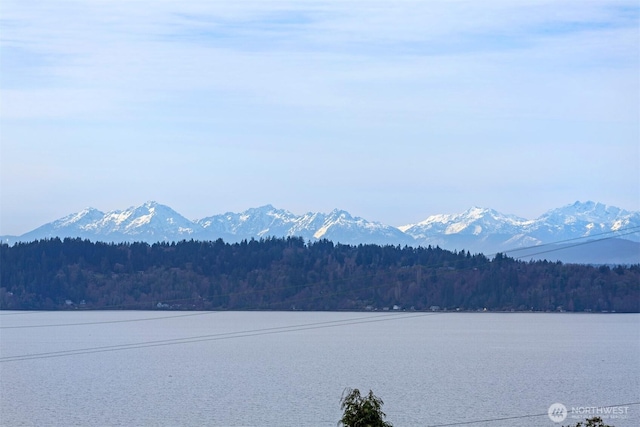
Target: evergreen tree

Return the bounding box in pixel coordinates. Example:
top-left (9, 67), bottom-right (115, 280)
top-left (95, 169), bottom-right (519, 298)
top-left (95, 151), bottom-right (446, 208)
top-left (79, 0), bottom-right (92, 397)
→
top-left (339, 388), bottom-right (392, 427)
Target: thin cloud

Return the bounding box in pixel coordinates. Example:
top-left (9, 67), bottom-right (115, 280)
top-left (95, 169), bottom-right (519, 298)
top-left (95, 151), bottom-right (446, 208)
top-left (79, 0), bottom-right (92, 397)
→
top-left (0, 0), bottom-right (638, 234)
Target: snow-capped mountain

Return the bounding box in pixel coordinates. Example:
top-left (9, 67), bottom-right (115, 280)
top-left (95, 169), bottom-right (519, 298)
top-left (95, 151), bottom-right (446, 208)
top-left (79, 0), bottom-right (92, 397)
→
top-left (399, 201), bottom-right (640, 262)
top-left (18, 201), bottom-right (203, 243)
top-left (196, 205), bottom-right (302, 241)
top-left (300, 209), bottom-right (413, 246)
top-left (6, 202), bottom-right (413, 247)
top-left (3, 201), bottom-right (638, 264)
top-left (523, 201), bottom-right (639, 242)
top-left (399, 207), bottom-right (536, 253)
top-left (196, 205), bottom-right (413, 245)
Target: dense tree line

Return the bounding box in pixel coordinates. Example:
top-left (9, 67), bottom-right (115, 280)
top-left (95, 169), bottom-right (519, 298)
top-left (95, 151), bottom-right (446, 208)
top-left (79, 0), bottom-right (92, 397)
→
top-left (1, 237), bottom-right (638, 312)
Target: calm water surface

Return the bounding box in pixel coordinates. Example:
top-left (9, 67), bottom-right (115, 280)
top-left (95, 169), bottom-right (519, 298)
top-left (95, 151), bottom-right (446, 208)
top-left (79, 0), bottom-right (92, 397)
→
top-left (1, 311), bottom-right (638, 426)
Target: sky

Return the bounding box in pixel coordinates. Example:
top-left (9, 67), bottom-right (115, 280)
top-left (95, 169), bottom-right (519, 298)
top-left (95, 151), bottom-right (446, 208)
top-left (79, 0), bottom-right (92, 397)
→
top-left (1, 0), bottom-right (639, 235)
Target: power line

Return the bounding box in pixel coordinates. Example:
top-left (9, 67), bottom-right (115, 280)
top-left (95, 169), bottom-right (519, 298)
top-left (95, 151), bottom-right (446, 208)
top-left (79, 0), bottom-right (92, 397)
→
top-left (0, 310), bottom-right (224, 329)
top-left (3, 306), bottom-right (638, 427)
top-left (2, 232), bottom-right (638, 425)
top-left (500, 225), bottom-right (640, 256)
top-left (424, 402), bottom-right (640, 427)
top-left (506, 229), bottom-right (640, 261)
top-left (0, 311), bottom-right (440, 363)
top-left (3, 309), bottom-right (638, 424)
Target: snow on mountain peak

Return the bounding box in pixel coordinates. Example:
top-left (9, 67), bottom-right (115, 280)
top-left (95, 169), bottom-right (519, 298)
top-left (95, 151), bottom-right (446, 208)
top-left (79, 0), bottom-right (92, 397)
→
top-left (540, 201), bottom-right (629, 225)
top-left (72, 201), bottom-right (199, 238)
top-left (464, 206), bottom-right (490, 219)
top-left (328, 209), bottom-right (353, 219)
top-left (143, 200), bottom-right (159, 208)
top-left (6, 202), bottom-right (639, 264)
top-left (57, 207), bottom-right (105, 229)
top-left (400, 206), bottom-right (531, 237)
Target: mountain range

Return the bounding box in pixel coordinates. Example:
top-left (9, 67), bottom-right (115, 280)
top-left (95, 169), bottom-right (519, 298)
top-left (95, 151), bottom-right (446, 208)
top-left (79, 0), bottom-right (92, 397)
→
top-left (2, 201), bottom-right (639, 264)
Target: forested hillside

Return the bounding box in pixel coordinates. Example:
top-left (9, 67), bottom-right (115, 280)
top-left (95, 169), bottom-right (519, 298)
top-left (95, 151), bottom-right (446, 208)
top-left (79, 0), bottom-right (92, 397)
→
top-left (1, 237), bottom-right (638, 312)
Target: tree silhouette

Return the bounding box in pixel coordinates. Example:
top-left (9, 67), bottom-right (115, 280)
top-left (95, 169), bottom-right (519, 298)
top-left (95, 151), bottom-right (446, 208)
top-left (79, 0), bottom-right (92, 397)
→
top-left (339, 388), bottom-right (392, 427)
top-left (564, 416), bottom-right (614, 427)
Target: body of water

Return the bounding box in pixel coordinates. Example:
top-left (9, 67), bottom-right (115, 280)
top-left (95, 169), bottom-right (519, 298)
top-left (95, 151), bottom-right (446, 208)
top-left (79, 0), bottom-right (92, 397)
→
top-left (1, 311), bottom-right (638, 426)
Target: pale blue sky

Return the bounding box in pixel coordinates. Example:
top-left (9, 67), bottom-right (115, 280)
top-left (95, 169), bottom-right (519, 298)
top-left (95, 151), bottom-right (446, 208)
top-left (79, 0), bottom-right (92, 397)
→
top-left (1, 0), bottom-right (638, 235)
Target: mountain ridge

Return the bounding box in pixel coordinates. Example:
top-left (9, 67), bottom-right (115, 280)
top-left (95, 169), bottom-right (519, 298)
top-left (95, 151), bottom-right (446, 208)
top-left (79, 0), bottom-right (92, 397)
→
top-left (3, 201), bottom-right (639, 264)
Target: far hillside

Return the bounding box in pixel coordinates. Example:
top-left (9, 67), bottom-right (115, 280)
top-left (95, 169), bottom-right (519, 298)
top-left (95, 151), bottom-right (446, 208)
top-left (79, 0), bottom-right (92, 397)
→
top-left (1, 237), bottom-right (638, 312)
